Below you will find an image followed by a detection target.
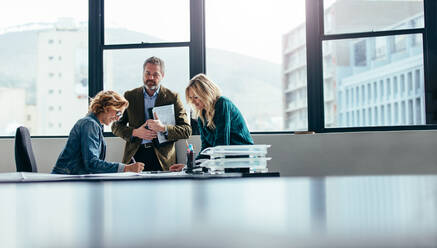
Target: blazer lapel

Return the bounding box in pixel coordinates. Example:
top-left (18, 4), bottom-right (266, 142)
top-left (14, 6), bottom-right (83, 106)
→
top-left (155, 86), bottom-right (167, 107)
top-left (136, 87), bottom-right (146, 123)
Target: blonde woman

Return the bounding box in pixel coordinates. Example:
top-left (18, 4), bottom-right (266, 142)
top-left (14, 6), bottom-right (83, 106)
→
top-left (52, 91), bottom-right (144, 174)
top-left (186, 74), bottom-right (253, 156)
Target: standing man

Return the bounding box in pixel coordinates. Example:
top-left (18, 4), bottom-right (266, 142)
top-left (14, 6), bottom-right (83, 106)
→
top-left (112, 56), bottom-right (191, 171)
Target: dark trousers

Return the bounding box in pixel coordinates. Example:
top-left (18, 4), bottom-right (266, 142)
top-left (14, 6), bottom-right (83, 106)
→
top-left (132, 145), bottom-right (162, 171)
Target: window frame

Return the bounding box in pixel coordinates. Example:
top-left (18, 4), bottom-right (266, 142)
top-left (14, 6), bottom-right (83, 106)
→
top-left (4, 0), bottom-right (437, 138)
top-left (89, 0), bottom-right (206, 136)
top-left (305, 0), bottom-right (437, 133)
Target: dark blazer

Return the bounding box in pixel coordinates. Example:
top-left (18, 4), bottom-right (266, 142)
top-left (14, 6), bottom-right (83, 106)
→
top-left (112, 86), bottom-right (191, 170)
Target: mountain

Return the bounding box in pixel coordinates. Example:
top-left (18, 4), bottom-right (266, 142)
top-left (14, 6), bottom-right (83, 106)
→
top-left (0, 27), bottom-right (282, 131)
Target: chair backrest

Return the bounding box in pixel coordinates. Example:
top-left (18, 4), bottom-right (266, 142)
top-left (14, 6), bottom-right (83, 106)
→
top-left (15, 126), bottom-right (38, 172)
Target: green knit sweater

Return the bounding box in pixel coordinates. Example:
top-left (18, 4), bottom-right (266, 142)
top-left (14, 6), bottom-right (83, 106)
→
top-left (197, 96), bottom-right (253, 158)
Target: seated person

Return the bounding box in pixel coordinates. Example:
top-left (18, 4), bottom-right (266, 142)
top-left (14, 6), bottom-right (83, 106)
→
top-left (52, 90), bottom-right (144, 174)
top-left (170, 74), bottom-right (253, 172)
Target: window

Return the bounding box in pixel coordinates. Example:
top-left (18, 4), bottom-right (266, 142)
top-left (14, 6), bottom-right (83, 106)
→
top-left (368, 108), bottom-right (372, 125)
top-left (101, 1), bottom-right (192, 133)
top-left (354, 40), bottom-right (367, 66)
top-left (355, 87), bottom-right (359, 107)
top-left (415, 69), bottom-right (421, 93)
top-left (401, 101), bottom-right (406, 124)
top-left (324, 0), bottom-right (424, 35)
top-left (319, 0), bottom-right (431, 130)
top-left (105, 0), bottom-right (189, 44)
top-left (408, 100), bottom-right (414, 125)
top-left (374, 37), bottom-right (387, 60)
top-left (381, 105), bottom-right (385, 125)
top-left (386, 78), bottom-right (391, 100)
top-left (408, 72), bottom-right (413, 95)
top-left (379, 80), bottom-right (384, 101)
top-left (387, 104), bottom-right (392, 125)
top-left (0, 0), bottom-right (88, 135)
top-left (206, 0), bottom-right (306, 131)
top-left (103, 47), bottom-right (189, 101)
top-left (2, 0), bottom-right (435, 136)
top-left (416, 98), bottom-right (422, 124)
top-left (324, 34), bottom-right (424, 128)
top-left (367, 84), bottom-right (371, 103)
top-left (373, 82), bottom-right (377, 101)
top-left (374, 107), bottom-right (378, 125)
top-left (400, 75), bottom-right (406, 95)
top-left (392, 35), bottom-right (407, 53)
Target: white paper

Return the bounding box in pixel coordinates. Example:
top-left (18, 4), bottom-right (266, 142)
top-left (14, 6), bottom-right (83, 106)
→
top-left (152, 104), bottom-right (175, 144)
top-left (0, 172), bottom-right (79, 182)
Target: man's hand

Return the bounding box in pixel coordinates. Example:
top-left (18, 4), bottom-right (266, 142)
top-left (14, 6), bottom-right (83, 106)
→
top-left (169, 164), bottom-right (185, 172)
top-left (132, 123), bottom-right (157, 140)
top-left (124, 162), bottom-right (145, 172)
top-left (146, 112), bottom-right (166, 132)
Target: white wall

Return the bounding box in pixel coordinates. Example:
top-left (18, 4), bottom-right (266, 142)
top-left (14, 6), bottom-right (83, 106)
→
top-left (1, 130), bottom-right (437, 176)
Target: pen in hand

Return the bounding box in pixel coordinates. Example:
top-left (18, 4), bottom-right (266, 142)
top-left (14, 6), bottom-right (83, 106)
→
top-left (124, 156), bottom-right (144, 172)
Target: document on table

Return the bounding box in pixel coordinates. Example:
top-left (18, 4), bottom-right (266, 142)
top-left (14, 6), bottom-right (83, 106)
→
top-left (152, 104), bottom-right (175, 144)
top-left (83, 172), bottom-right (141, 178)
top-left (0, 172), bottom-right (78, 182)
top-left (0, 171), bottom-right (190, 183)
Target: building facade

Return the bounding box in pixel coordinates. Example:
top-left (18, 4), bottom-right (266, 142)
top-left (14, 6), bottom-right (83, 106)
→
top-left (282, 0), bottom-right (424, 130)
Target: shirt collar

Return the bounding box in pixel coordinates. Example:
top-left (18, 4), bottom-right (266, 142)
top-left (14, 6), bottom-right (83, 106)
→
top-left (143, 85), bottom-right (161, 98)
top-left (87, 113), bottom-right (104, 129)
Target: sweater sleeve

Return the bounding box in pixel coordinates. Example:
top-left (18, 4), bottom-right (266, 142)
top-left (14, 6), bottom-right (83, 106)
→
top-left (213, 99), bottom-right (231, 146)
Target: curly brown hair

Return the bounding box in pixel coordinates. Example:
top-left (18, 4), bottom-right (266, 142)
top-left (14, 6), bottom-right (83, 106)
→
top-left (89, 90), bottom-right (129, 115)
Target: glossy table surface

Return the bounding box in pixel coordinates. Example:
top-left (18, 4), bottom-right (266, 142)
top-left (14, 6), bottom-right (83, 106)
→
top-left (1, 175), bottom-right (437, 247)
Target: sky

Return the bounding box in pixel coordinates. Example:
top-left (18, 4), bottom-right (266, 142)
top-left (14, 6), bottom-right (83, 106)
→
top-left (0, 0), bottom-right (306, 63)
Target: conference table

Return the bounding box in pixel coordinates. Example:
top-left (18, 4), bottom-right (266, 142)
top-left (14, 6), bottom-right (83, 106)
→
top-left (0, 174), bottom-right (436, 247)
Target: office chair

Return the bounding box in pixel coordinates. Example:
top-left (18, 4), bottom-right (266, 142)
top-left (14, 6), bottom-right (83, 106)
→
top-left (15, 126), bottom-right (38, 172)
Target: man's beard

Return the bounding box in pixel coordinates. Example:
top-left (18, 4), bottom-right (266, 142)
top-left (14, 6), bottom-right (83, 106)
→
top-left (144, 80), bottom-right (158, 91)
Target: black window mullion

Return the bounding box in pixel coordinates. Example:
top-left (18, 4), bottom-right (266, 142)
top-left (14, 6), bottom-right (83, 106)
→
top-left (323, 28), bottom-right (425, 41)
top-left (103, 42), bottom-right (190, 50)
top-left (424, 0), bottom-right (437, 125)
top-left (89, 0), bottom-right (104, 98)
top-left (189, 0), bottom-right (206, 78)
top-left (306, 0), bottom-right (325, 132)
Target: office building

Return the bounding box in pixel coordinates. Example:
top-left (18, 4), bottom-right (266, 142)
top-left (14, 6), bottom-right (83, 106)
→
top-left (282, 0), bottom-right (423, 130)
top-left (337, 14), bottom-right (425, 127)
top-left (36, 18), bottom-right (89, 135)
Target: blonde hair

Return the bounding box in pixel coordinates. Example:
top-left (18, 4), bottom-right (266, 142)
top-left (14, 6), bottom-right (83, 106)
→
top-left (186, 74), bottom-right (221, 129)
top-left (89, 90), bottom-right (129, 115)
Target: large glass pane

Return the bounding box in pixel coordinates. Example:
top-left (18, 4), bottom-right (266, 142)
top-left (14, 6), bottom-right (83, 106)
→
top-left (324, 0), bottom-right (424, 35)
top-left (324, 34), bottom-right (425, 127)
top-left (206, 0), bottom-right (307, 131)
top-left (103, 48), bottom-right (189, 132)
top-left (105, 0), bottom-right (190, 44)
top-left (0, 0), bottom-right (88, 135)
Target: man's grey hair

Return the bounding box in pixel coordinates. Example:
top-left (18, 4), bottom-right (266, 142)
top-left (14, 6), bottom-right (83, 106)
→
top-left (143, 56), bottom-right (165, 74)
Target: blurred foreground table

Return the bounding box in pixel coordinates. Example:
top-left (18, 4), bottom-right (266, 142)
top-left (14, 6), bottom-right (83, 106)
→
top-left (0, 175), bottom-right (436, 247)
